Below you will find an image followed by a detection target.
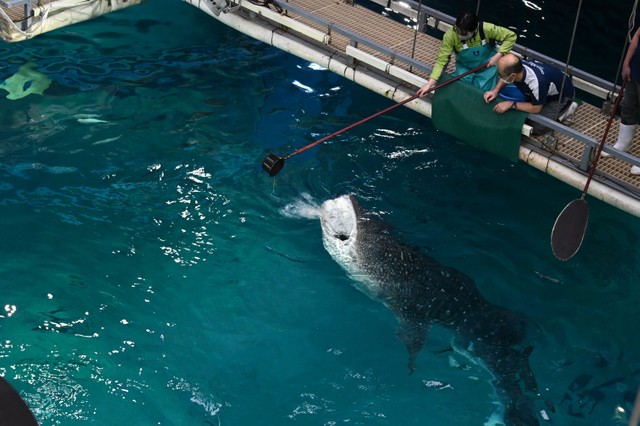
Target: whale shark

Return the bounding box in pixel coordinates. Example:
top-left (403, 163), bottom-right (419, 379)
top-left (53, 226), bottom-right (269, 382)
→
top-left (319, 194), bottom-right (541, 426)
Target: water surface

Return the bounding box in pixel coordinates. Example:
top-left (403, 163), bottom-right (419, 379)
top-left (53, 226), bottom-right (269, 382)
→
top-left (0, 1), bottom-right (639, 425)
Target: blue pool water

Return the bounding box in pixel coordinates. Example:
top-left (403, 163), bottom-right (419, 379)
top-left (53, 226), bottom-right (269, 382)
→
top-left (1, 1), bottom-right (640, 425)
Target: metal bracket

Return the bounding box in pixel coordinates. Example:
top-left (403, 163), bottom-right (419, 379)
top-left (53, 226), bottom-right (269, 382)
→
top-left (580, 146), bottom-right (594, 171)
top-left (205, 0), bottom-right (228, 16)
top-left (542, 133), bottom-right (558, 150)
top-left (205, 0), bottom-right (241, 16)
top-left (601, 99), bottom-right (612, 117)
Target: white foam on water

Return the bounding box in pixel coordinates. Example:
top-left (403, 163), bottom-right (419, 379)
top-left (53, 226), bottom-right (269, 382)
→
top-left (483, 408), bottom-right (506, 426)
top-left (280, 193), bottom-right (320, 219)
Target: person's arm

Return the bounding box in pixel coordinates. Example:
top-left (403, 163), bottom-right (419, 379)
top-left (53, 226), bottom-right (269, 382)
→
top-left (483, 22), bottom-right (518, 66)
top-left (484, 78), bottom-right (507, 103)
top-left (484, 22), bottom-right (518, 53)
top-left (486, 77), bottom-right (540, 113)
top-left (623, 28), bottom-right (640, 80)
top-left (490, 99), bottom-right (542, 114)
top-left (630, 385), bottom-right (640, 426)
top-left (508, 101), bottom-right (542, 113)
top-left (417, 78), bottom-right (437, 97)
top-left (429, 30), bottom-right (457, 82)
top-left (418, 31), bottom-right (456, 96)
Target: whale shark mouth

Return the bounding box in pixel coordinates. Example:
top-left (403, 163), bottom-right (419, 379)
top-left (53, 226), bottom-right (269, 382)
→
top-left (319, 195), bottom-right (358, 244)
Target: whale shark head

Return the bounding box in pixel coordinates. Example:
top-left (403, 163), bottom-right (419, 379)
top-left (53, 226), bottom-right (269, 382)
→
top-left (319, 195), bottom-right (385, 299)
top-left (320, 194), bottom-right (358, 243)
top-left (319, 195), bottom-right (359, 267)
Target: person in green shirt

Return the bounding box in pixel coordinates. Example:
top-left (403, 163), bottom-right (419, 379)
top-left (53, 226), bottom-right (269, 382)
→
top-left (417, 10), bottom-right (517, 96)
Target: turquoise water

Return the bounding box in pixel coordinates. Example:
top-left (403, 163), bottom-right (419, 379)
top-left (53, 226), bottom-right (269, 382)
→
top-left (1, 1), bottom-right (640, 425)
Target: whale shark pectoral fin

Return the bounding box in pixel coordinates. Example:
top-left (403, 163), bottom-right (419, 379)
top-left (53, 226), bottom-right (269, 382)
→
top-left (520, 345), bottom-right (539, 394)
top-left (396, 321), bottom-right (430, 374)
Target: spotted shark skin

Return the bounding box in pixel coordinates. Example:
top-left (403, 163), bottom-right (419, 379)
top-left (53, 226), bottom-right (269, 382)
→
top-left (319, 194), bottom-right (540, 426)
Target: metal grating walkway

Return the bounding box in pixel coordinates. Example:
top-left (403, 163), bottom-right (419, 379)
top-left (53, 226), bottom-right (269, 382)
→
top-left (0, 0), bottom-right (54, 23)
top-left (550, 102), bottom-right (640, 187)
top-left (278, 0), bottom-right (640, 196)
top-left (282, 0), bottom-right (451, 78)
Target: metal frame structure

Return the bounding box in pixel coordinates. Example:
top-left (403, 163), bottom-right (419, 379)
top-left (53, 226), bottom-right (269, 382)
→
top-left (271, 0), bottom-right (640, 174)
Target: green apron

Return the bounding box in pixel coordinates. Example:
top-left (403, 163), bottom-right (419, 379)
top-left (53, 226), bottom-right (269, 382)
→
top-left (452, 41), bottom-right (497, 91)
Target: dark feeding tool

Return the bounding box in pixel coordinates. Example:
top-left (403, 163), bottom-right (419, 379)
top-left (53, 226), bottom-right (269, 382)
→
top-left (551, 79), bottom-right (627, 260)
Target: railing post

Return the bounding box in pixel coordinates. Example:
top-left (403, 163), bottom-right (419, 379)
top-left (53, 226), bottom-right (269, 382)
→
top-left (580, 146), bottom-right (594, 172)
top-left (348, 39), bottom-right (358, 67)
top-left (22, 2), bottom-right (31, 30)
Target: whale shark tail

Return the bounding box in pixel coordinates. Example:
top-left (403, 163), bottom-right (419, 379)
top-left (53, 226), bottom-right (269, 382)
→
top-left (494, 345), bottom-right (541, 426)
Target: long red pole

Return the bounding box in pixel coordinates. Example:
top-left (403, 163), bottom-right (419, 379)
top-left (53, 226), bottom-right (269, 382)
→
top-left (282, 62), bottom-right (490, 160)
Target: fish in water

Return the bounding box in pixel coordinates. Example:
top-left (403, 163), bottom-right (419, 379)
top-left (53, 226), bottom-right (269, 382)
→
top-left (319, 194), bottom-right (541, 426)
top-left (92, 135), bottom-right (122, 145)
top-left (76, 114), bottom-right (108, 124)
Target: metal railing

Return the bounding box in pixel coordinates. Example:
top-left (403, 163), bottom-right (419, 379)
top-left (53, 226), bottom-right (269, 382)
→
top-left (364, 0), bottom-right (620, 100)
top-left (274, 0), bottom-right (433, 75)
top-left (260, 0), bottom-right (640, 175)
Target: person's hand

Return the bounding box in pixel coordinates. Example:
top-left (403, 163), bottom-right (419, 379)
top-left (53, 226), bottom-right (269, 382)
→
top-left (623, 64), bottom-right (632, 81)
top-left (417, 79), bottom-right (436, 97)
top-left (488, 52), bottom-right (503, 67)
top-left (484, 90), bottom-right (498, 103)
top-left (493, 101), bottom-right (514, 114)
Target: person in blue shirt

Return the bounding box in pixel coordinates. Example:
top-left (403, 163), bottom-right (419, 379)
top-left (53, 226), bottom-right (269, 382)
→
top-left (483, 53), bottom-right (578, 135)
